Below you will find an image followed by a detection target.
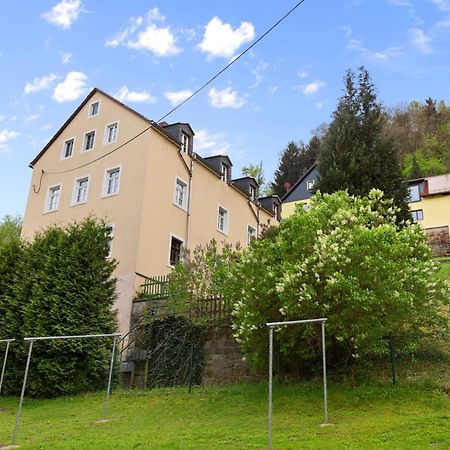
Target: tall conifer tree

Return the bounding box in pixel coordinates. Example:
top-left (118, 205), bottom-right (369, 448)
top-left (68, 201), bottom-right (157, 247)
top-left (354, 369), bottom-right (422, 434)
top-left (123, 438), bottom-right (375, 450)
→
top-left (317, 67), bottom-right (410, 221)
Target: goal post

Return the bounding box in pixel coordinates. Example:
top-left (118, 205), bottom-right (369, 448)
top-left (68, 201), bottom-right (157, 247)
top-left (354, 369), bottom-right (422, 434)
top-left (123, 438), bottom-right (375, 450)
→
top-left (0, 338), bottom-right (15, 397)
top-left (266, 318), bottom-right (328, 450)
top-left (11, 332), bottom-right (121, 445)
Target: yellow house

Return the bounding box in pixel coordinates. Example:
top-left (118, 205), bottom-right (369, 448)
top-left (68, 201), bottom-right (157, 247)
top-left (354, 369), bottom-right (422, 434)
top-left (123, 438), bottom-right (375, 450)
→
top-left (281, 164), bottom-right (318, 218)
top-left (408, 173), bottom-right (450, 254)
top-left (282, 165), bottom-right (449, 255)
top-left (22, 88), bottom-right (280, 336)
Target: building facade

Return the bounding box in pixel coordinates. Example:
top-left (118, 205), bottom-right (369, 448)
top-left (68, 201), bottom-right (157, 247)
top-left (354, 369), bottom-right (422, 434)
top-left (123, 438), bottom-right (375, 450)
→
top-left (281, 164), bottom-right (450, 253)
top-left (407, 173), bottom-right (450, 254)
top-left (22, 88), bottom-right (280, 335)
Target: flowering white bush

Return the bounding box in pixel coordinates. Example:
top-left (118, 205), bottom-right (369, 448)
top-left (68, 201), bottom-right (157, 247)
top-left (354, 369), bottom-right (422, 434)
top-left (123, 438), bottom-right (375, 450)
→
top-left (229, 190), bottom-right (449, 368)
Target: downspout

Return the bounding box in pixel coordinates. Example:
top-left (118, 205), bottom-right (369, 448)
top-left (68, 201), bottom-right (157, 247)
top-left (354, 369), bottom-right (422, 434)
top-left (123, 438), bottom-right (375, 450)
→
top-left (177, 149), bottom-right (193, 250)
top-left (247, 200), bottom-right (261, 236)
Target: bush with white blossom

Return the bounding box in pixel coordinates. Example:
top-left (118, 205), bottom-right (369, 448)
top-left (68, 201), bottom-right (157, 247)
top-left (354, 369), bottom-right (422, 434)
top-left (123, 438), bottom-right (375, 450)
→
top-left (229, 190), bottom-right (449, 368)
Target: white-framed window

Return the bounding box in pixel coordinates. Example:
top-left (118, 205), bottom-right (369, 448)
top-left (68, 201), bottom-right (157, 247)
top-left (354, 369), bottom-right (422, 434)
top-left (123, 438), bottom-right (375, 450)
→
top-left (104, 122), bottom-right (118, 144)
top-left (181, 132), bottom-right (189, 153)
top-left (82, 130), bottom-right (96, 152)
top-left (174, 177), bottom-right (188, 209)
top-left (168, 234), bottom-right (183, 267)
top-left (273, 203), bottom-right (280, 219)
top-left (72, 175), bottom-right (90, 206)
top-left (217, 205), bottom-right (229, 234)
top-left (247, 225), bottom-right (256, 245)
top-left (221, 163), bottom-right (229, 183)
top-left (89, 101), bottom-right (100, 117)
top-left (411, 209), bottom-right (424, 222)
top-left (408, 185), bottom-right (421, 202)
top-left (249, 185), bottom-right (257, 201)
top-left (61, 138), bottom-right (75, 159)
top-left (102, 165), bottom-right (122, 197)
top-left (107, 224), bottom-right (115, 258)
top-left (307, 180), bottom-right (315, 190)
top-left (44, 184), bottom-right (62, 213)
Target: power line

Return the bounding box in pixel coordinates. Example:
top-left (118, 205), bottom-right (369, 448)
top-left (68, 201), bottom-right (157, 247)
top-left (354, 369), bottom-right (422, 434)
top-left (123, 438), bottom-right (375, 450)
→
top-left (45, 0), bottom-right (307, 176)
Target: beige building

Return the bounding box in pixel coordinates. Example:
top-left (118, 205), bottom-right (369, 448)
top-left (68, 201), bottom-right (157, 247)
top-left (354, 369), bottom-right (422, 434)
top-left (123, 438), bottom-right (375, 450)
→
top-left (22, 88), bottom-right (280, 335)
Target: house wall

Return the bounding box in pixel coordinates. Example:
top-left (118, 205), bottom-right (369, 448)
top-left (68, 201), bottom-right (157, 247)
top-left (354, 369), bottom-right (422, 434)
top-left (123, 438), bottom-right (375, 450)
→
top-left (408, 195), bottom-right (450, 231)
top-left (135, 142), bottom-right (275, 278)
top-left (22, 90), bottom-right (277, 337)
top-left (281, 199), bottom-right (309, 218)
top-left (21, 91), bottom-right (152, 335)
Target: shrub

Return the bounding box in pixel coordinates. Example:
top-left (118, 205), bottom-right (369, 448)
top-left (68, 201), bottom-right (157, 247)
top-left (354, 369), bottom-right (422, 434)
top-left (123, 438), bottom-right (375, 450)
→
top-left (229, 190), bottom-right (449, 369)
top-left (0, 218), bottom-right (118, 397)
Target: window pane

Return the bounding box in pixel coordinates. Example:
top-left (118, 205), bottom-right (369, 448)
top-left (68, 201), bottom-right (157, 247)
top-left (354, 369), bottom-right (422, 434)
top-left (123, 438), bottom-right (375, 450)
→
top-left (170, 237), bottom-right (182, 265)
top-left (408, 185), bottom-right (420, 202)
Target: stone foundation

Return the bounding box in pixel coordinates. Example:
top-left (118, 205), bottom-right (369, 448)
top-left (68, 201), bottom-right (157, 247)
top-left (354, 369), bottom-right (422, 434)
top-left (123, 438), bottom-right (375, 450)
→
top-left (425, 226), bottom-right (450, 256)
top-left (202, 325), bottom-right (254, 386)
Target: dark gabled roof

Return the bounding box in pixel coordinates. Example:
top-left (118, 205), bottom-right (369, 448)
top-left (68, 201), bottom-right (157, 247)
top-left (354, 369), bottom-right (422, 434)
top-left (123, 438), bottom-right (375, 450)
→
top-left (281, 163), bottom-right (317, 202)
top-left (203, 155), bottom-right (233, 166)
top-left (29, 87), bottom-right (180, 168)
top-left (162, 122), bottom-right (195, 136)
top-left (231, 176), bottom-right (258, 184)
top-left (258, 194), bottom-right (282, 203)
top-left (194, 153), bottom-right (221, 177)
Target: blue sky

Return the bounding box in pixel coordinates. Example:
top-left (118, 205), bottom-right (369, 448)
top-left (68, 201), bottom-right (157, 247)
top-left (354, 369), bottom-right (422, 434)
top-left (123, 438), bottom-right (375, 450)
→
top-left (1, 0), bottom-right (450, 218)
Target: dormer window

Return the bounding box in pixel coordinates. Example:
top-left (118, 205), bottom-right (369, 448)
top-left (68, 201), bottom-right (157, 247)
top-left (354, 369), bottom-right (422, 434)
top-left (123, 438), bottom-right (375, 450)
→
top-left (307, 180), bottom-right (315, 191)
top-left (249, 185), bottom-right (257, 201)
top-left (273, 203), bottom-right (279, 219)
top-left (181, 133), bottom-right (189, 153)
top-left (221, 163), bottom-right (229, 183)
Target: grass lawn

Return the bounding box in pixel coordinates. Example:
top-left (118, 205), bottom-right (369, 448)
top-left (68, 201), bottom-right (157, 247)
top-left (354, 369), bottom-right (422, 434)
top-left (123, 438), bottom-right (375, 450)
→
top-left (438, 261), bottom-right (450, 284)
top-left (0, 379), bottom-right (449, 449)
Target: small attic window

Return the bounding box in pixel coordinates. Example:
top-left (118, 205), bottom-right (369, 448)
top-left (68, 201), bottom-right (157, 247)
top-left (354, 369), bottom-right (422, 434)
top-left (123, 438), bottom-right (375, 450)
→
top-left (249, 185), bottom-right (257, 201)
top-left (181, 132), bottom-right (189, 153)
top-left (221, 163), bottom-right (230, 183)
top-left (89, 101), bottom-right (100, 117)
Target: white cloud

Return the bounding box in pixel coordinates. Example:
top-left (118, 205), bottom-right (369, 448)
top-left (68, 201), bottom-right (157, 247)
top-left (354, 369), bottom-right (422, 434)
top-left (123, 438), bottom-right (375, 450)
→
top-left (105, 16), bottom-right (143, 48)
top-left (297, 68), bottom-right (309, 79)
top-left (388, 0), bottom-right (411, 6)
top-left (52, 71), bottom-right (88, 103)
top-left (24, 74), bottom-right (58, 95)
top-left (250, 61), bottom-right (268, 89)
top-left (208, 87), bottom-right (246, 109)
top-left (431, 0), bottom-right (450, 11)
top-left (127, 25), bottom-right (180, 56)
top-left (351, 39), bottom-right (402, 60)
top-left (165, 90), bottom-right (193, 106)
top-left (24, 114), bottom-right (41, 122)
top-left (300, 80), bottom-right (326, 96)
top-left (195, 129), bottom-right (231, 155)
top-left (114, 85), bottom-right (156, 103)
top-left (42, 0), bottom-right (84, 29)
top-left (198, 17), bottom-right (255, 58)
top-left (409, 28), bottom-right (433, 53)
top-left (42, 123), bottom-right (53, 131)
top-left (0, 115), bottom-right (4, 122)
top-left (60, 51), bottom-right (72, 64)
top-left (0, 129), bottom-right (19, 152)
top-left (106, 8), bottom-right (180, 57)
top-left (268, 86), bottom-right (280, 94)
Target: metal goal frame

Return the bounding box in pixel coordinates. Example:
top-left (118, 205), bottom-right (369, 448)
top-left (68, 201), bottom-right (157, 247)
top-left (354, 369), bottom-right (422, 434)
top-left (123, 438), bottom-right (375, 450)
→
top-left (11, 332), bottom-right (121, 445)
top-left (0, 338), bottom-right (15, 397)
top-left (266, 318), bottom-right (328, 449)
